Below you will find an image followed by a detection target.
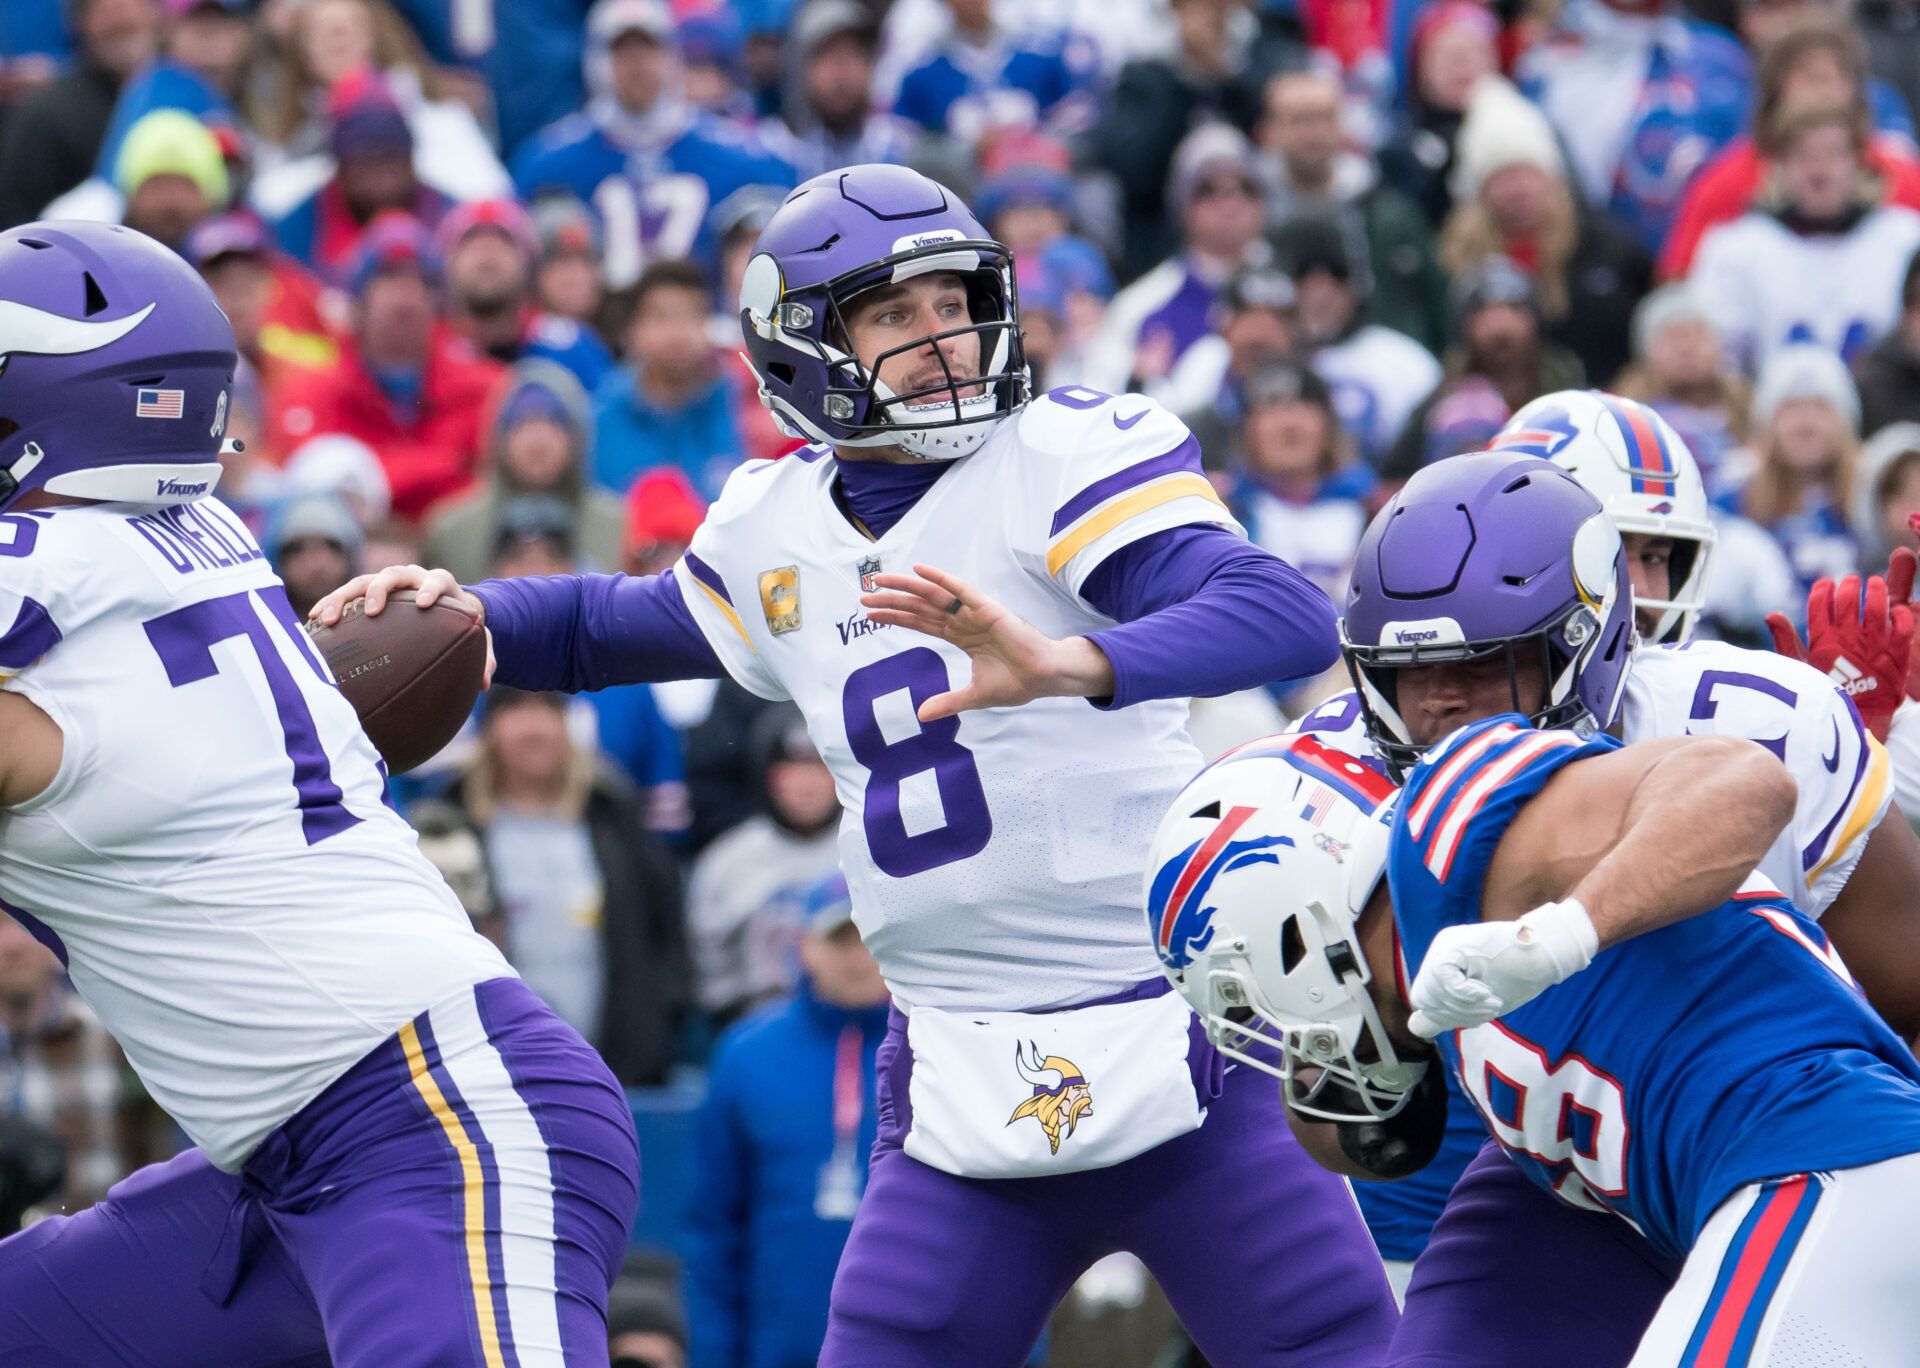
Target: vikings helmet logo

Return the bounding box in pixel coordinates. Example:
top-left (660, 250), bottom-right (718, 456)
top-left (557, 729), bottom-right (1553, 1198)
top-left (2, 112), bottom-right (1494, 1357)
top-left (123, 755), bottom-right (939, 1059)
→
top-left (1005, 1041), bottom-right (1093, 1156)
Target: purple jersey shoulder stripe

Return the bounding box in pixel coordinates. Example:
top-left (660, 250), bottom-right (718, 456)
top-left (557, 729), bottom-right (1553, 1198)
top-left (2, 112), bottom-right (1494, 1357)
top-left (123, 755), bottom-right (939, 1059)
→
top-left (1802, 690), bottom-right (1872, 873)
top-left (1049, 435), bottom-right (1203, 536)
top-left (681, 550), bottom-right (733, 606)
top-left (0, 596), bottom-right (61, 671)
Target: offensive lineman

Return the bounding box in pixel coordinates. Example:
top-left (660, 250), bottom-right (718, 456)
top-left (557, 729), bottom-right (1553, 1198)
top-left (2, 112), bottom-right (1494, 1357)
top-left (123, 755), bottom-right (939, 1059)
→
top-left (0, 222), bottom-right (640, 1365)
top-left (1296, 429), bottom-right (1920, 1365)
top-left (317, 165), bottom-right (1394, 1366)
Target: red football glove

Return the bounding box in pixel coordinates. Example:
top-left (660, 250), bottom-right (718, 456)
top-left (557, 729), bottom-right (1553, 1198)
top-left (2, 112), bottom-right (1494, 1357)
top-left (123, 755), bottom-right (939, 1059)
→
top-left (1766, 560), bottom-right (1915, 742)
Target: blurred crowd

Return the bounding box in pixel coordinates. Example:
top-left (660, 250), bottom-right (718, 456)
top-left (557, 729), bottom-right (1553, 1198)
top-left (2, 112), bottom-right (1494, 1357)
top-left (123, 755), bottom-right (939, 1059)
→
top-left (10, 0), bottom-right (1920, 1361)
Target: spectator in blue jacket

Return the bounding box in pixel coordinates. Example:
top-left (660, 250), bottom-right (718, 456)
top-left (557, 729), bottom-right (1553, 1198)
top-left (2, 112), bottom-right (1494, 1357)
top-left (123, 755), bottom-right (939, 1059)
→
top-left (684, 873), bottom-right (890, 1368)
top-left (594, 258), bottom-right (742, 499)
top-left (510, 0), bottom-right (792, 284)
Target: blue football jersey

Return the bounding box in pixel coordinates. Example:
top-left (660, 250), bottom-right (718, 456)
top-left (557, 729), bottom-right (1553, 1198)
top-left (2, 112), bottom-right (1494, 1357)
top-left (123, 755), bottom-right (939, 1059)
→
top-left (1388, 715), bottom-right (1920, 1258)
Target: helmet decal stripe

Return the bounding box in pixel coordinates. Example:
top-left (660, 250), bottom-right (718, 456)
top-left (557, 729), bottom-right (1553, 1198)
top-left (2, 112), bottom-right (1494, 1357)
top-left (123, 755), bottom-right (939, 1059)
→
top-left (0, 300), bottom-right (154, 360)
top-left (1597, 394), bottom-right (1676, 496)
top-left (1155, 803), bottom-right (1257, 953)
top-left (1226, 734), bottom-right (1397, 812)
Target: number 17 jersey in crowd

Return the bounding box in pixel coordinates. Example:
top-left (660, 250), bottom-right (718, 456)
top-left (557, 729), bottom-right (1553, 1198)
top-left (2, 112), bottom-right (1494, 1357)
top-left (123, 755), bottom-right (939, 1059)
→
top-left (672, 389), bottom-right (1240, 1012)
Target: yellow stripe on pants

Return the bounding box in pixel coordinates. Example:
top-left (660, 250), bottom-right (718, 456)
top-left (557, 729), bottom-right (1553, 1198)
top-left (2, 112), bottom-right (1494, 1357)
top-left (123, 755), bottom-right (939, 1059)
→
top-left (400, 1019), bottom-right (507, 1368)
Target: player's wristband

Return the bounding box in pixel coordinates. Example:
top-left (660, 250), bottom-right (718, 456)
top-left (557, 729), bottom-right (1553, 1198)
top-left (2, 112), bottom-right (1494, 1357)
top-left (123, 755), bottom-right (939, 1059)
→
top-left (1517, 898), bottom-right (1599, 983)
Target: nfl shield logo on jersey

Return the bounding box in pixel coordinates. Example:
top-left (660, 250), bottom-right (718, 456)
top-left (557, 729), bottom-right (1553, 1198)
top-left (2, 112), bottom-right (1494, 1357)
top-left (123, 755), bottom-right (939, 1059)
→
top-left (759, 566), bottom-right (801, 634)
top-left (857, 555), bottom-right (883, 593)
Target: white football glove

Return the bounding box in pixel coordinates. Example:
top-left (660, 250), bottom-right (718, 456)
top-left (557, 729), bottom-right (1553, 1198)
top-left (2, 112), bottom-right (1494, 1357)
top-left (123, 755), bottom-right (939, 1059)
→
top-left (1408, 900), bottom-right (1599, 1039)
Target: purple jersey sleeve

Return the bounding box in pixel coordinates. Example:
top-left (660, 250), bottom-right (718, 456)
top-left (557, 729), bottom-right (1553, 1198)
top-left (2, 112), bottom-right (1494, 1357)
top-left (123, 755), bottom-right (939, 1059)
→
top-left (1079, 524), bottom-right (1338, 710)
top-left (468, 570), bottom-right (726, 693)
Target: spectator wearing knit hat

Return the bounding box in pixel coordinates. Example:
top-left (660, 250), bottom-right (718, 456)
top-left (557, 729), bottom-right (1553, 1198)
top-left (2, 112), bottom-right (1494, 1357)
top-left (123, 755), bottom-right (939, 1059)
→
top-left (1259, 66), bottom-right (1448, 352)
top-left (265, 493), bottom-right (365, 621)
top-left (110, 106), bottom-right (228, 251)
top-left (1273, 214), bottom-right (1440, 469)
top-left (510, 0), bottom-right (794, 285)
top-left (425, 359), bottom-right (626, 583)
top-left (266, 69), bottom-right (454, 275)
top-left (1438, 74), bottom-right (1651, 388)
top-left (761, 0), bottom-right (917, 184)
top-left (1092, 0), bottom-right (1307, 281)
top-left (1691, 102), bottom-right (1920, 375)
top-left (529, 193), bottom-right (608, 326)
top-left (269, 211), bottom-right (504, 520)
top-left (1377, 0), bottom-right (1500, 229)
top-left (0, 0), bottom-right (160, 229)
top-left (186, 211), bottom-right (345, 410)
top-left (1174, 265), bottom-right (1303, 461)
top-left (435, 197), bottom-right (614, 392)
top-left (1382, 255), bottom-right (1586, 480)
top-left (1613, 282), bottom-right (1754, 493)
top-left (1718, 341), bottom-right (1865, 595)
top-left (1226, 361), bottom-right (1377, 603)
top-left (1086, 123), bottom-right (1276, 397)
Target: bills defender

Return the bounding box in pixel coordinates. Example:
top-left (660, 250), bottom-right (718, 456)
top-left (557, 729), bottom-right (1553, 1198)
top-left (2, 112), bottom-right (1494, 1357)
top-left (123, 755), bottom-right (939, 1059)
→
top-left (1292, 404), bottom-right (1920, 1348)
top-left (0, 222), bottom-right (639, 1365)
top-left (315, 164), bottom-right (1396, 1366)
top-left (1148, 722), bottom-right (1920, 1367)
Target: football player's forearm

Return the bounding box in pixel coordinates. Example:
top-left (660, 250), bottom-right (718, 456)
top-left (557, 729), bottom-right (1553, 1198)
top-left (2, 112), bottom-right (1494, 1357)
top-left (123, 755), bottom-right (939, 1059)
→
top-left (1573, 738), bottom-right (1797, 949)
top-left (468, 571), bottom-right (724, 692)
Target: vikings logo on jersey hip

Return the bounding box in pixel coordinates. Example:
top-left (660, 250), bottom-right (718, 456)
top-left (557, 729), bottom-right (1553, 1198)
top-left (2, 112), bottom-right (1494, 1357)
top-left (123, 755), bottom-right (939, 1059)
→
top-left (1006, 1040), bottom-right (1093, 1156)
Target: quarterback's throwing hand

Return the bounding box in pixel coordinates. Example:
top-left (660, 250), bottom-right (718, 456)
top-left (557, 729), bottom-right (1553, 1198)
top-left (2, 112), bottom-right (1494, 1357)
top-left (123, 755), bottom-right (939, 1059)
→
top-left (860, 564), bottom-right (1115, 720)
top-left (1407, 900), bottom-right (1599, 1038)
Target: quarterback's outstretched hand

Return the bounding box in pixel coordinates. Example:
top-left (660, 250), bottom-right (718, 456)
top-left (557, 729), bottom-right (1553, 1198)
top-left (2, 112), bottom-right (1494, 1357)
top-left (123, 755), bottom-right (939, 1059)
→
top-left (1407, 900), bottom-right (1599, 1039)
top-left (1765, 557), bottom-right (1915, 741)
top-left (861, 564), bottom-right (1115, 721)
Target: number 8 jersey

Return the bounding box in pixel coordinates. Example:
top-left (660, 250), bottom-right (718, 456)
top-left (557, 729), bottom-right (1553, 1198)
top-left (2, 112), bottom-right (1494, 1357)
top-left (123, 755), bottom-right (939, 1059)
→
top-left (1388, 715), bottom-right (1920, 1259)
top-left (0, 499), bottom-right (509, 1171)
top-left (672, 390), bottom-right (1241, 1012)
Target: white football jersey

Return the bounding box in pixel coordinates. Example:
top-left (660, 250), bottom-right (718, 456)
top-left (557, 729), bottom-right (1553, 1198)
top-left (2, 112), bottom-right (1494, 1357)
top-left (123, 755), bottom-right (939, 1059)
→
top-left (1290, 639), bottom-right (1891, 916)
top-left (674, 389), bottom-right (1241, 1011)
top-left (0, 499), bottom-right (510, 1170)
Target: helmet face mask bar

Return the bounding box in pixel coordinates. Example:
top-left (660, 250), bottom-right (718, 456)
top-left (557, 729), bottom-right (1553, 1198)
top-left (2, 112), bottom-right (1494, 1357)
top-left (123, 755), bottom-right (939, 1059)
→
top-left (1340, 452), bottom-right (1635, 780)
top-left (1340, 604), bottom-right (1601, 779)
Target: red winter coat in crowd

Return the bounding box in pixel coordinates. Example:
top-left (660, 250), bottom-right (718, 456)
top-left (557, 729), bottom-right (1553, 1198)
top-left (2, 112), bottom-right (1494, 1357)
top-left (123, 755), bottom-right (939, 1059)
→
top-left (1660, 133), bottom-right (1920, 279)
top-left (269, 326), bottom-right (505, 520)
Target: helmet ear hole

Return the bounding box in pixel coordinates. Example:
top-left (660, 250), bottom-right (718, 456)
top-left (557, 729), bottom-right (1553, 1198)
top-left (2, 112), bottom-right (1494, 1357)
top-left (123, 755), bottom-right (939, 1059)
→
top-left (767, 362), bottom-right (795, 384)
top-left (1280, 916), bottom-right (1306, 974)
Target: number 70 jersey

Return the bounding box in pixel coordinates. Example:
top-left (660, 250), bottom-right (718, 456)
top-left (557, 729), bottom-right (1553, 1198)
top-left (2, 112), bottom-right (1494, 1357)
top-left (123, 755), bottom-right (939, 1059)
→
top-left (0, 499), bottom-right (508, 1171)
top-left (672, 391), bottom-right (1241, 1012)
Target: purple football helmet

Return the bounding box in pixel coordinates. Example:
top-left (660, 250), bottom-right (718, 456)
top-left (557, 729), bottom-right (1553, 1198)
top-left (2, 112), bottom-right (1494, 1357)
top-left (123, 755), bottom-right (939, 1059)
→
top-left (738, 165), bottom-right (1027, 460)
top-left (0, 221), bottom-right (237, 513)
top-left (1341, 452), bottom-right (1634, 775)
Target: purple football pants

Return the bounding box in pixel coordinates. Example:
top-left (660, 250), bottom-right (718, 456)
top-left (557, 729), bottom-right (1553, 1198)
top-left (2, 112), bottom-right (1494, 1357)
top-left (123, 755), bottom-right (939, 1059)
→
top-left (1387, 1140), bottom-right (1679, 1368)
top-left (0, 978), bottom-right (640, 1368)
top-left (820, 994), bottom-right (1399, 1368)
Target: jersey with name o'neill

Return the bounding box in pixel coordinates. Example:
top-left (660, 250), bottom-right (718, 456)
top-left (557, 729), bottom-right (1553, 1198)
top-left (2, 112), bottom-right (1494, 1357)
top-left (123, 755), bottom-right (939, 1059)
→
top-left (672, 389), bottom-right (1241, 1011)
top-left (1389, 716), bottom-right (1920, 1258)
top-left (0, 499), bottom-right (510, 1171)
